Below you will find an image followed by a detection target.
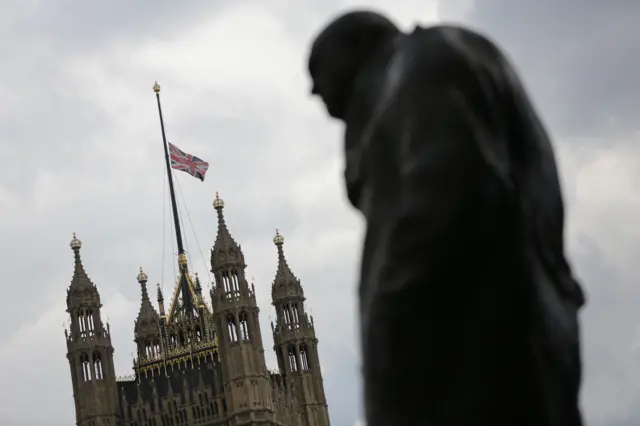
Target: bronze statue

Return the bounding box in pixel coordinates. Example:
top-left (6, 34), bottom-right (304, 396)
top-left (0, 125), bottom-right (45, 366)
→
top-left (308, 10), bottom-right (585, 426)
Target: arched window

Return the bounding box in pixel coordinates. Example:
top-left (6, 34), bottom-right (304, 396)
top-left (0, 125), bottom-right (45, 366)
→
top-left (222, 271), bottom-right (231, 294)
top-left (288, 345), bottom-right (298, 372)
top-left (78, 309), bottom-right (86, 334)
top-left (87, 308), bottom-right (95, 335)
top-left (77, 309), bottom-right (97, 336)
top-left (292, 304), bottom-right (300, 326)
top-left (80, 352), bottom-right (91, 381)
top-left (238, 312), bottom-right (249, 340)
top-left (300, 343), bottom-right (310, 370)
top-left (227, 315), bottom-right (238, 342)
top-left (276, 348), bottom-right (286, 371)
top-left (92, 351), bottom-right (103, 379)
top-left (282, 304), bottom-right (292, 326)
top-left (231, 269), bottom-right (240, 295)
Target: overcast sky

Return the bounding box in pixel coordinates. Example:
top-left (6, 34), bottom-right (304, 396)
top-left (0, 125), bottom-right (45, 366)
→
top-left (0, 1), bottom-right (638, 425)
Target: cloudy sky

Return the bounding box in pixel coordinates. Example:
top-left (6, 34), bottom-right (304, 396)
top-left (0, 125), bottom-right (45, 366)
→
top-left (0, 0), bottom-right (637, 425)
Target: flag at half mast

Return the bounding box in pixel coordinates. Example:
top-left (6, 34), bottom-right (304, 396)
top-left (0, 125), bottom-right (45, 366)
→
top-left (168, 142), bottom-right (210, 181)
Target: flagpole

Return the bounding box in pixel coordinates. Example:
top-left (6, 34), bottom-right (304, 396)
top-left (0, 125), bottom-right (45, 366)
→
top-left (153, 82), bottom-right (193, 318)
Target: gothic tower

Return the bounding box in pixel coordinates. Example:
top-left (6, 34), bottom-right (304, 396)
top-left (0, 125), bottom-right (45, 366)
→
top-left (133, 268), bottom-right (161, 365)
top-left (65, 234), bottom-right (121, 426)
top-left (270, 231), bottom-right (330, 426)
top-left (209, 193), bottom-right (276, 424)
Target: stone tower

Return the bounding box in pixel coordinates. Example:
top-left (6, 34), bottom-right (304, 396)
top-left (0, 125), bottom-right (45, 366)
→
top-left (133, 268), bottom-right (161, 365)
top-left (65, 234), bottom-right (121, 426)
top-left (209, 193), bottom-right (276, 424)
top-left (270, 231), bottom-right (330, 426)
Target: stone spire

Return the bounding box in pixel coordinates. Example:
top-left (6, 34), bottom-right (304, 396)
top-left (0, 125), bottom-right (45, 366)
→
top-left (272, 230), bottom-right (304, 301)
top-left (194, 273), bottom-right (205, 306)
top-left (208, 194), bottom-right (273, 423)
top-left (269, 230), bottom-right (330, 425)
top-left (211, 192), bottom-right (245, 269)
top-left (67, 233), bottom-right (100, 308)
top-left (133, 268), bottom-right (161, 363)
top-left (157, 283), bottom-right (166, 316)
top-left (135, 267), bottom-right (159, 330)
top-left (63, 234), bottom-right (120, 425)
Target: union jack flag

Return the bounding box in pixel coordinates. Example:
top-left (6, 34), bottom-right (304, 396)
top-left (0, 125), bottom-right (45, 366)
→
top-left (168, 142), bottom-right (209, 181)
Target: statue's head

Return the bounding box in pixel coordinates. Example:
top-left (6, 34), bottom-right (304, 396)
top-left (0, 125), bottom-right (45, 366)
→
top-left (308, 10), bottom-right (400, 120)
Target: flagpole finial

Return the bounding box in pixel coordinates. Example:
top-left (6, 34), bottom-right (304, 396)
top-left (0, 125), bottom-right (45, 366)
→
top-left (153, 81), bottom-right (161, 94)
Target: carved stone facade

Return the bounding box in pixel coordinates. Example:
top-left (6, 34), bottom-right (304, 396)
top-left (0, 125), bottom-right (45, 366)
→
top-left (64, 195), bottom-right (330, 426)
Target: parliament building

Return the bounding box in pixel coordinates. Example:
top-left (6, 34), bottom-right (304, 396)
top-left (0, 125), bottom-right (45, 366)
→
top-left (63, 193), bottom-right (331, 426)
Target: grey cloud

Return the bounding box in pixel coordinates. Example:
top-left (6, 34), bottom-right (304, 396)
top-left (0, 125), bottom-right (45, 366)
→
top-left (6, 0), bottom-right (231, 53)
top-left (438, 0), bottom-right (640, 140)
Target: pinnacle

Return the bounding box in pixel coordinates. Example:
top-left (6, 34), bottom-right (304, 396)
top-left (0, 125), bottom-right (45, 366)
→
top-left (275, 243), bottom-right (297, 282)
top-left (157, 283), bottom-right (164, 302)
top-left (271, 230), bottom-right (303, 297)
top-left (213, 206), bottom-right (238, 250)
top-left (68, 233), bottom-right (98, 294)
top-left (135, 269), bottom-right (159, 334)
top-left (136, 293), bottom-right (159, 324)
top-left (211, 193), bottom-right (245, 267)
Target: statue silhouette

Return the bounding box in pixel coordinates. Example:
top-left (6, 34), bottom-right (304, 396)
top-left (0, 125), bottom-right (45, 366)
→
top-left (308, 10), bottom-right (585, 426)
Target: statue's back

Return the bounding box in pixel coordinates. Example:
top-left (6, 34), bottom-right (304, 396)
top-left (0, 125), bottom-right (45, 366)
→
top-left (357, 25), bottom-right (584, 426)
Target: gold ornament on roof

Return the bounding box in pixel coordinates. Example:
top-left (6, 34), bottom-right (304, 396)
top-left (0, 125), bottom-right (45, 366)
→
top-left (273, 229), bottom-right (284, 245)
top-left (213, 191), bottom-right (225, 209)
top-left (70, 232), bottom-right (82, 250)
top-left (137, 267), bottom-right (148, 283)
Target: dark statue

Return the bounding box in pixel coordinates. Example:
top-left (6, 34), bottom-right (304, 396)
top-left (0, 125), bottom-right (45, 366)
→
top-left (308, 10), bottom-right (586, 426)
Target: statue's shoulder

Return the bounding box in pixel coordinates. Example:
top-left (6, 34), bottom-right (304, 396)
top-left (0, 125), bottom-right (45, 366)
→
top-left (383, 23), bottom-right (506, 105)
top-left (407, 24), bottom-right (506, 70)
top-left (371, 24), bottom-right (503, 131)
top-left (408, 24), bottom-right (496, 47)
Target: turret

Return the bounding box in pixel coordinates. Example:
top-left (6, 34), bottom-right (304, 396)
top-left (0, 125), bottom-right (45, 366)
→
top-left (133, 268), bottom-right (161, 364)
top-left (209, 192), bottom-right (276, 422)
top-left (64, 233), bottom-right (121, 426)
top-left (270, 230), bottom-right (330, 426)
